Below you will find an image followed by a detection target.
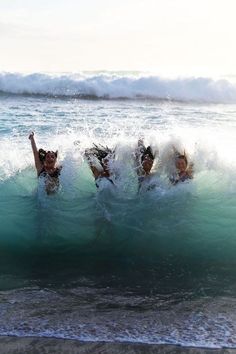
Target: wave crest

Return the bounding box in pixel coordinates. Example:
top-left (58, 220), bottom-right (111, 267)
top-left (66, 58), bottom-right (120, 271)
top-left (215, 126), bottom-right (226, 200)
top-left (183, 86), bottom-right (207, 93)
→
top-left (0, 72), bottom-right (236, 103)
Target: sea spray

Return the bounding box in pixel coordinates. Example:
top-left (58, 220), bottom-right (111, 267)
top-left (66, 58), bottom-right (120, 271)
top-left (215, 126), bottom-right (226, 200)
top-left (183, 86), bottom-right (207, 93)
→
top-left (0, 127), bottom-right (236, 263)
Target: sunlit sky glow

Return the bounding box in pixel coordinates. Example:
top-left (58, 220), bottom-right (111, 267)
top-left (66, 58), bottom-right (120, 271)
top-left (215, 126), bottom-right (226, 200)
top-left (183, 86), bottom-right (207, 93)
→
top-left (0, 0), bottom-right (236, 76)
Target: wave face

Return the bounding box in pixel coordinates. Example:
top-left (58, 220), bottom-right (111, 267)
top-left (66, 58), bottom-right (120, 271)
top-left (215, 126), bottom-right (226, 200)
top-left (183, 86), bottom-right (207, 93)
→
top-left (1, 72), bottom-right (236, 103)
top-left (0, 93), bottom-right (236, 265)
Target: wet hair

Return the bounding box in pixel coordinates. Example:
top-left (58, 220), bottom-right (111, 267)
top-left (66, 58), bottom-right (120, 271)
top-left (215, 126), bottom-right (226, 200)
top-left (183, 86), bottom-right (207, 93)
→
top-left (38, 148), bottom-right (58, 162)
top-left (141, 146), bottom-right (155, 162)
top-left (87, 144), bottom-right (114, 164)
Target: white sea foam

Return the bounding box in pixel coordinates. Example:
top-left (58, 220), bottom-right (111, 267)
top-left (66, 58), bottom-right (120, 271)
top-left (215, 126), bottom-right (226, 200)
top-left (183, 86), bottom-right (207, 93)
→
top-left (1, 72), bottom-right (236, 103)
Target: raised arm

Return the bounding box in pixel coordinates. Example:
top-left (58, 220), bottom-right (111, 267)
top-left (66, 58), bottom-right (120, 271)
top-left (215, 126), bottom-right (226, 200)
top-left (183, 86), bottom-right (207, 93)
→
top-left (28, 132), bottom-right (43, 175)
top-left (134, 139), bottom-right (146, 176)
top-left (84, 148), bottom-right (102, 179)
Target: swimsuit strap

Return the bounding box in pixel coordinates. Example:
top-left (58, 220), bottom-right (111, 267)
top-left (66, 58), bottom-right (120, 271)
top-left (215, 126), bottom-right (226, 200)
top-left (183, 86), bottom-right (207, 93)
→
top-left (49, 167), bottom-right (61, 178)
top-left (38, 167), bottom-right (61, 178)
top-left (170, 173), bottom-right (191, 185)
top-left (38, 167), bottom-right (46, 177)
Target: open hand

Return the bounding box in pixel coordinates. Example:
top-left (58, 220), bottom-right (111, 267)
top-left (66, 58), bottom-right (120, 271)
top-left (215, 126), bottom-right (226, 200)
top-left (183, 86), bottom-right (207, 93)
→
top-left (29, 132), bottom-right (34, 140)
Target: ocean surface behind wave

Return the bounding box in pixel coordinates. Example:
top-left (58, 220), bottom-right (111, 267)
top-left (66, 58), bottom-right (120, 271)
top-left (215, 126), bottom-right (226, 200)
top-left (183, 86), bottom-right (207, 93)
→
top-left (1, 71), bottom-right (236, 103)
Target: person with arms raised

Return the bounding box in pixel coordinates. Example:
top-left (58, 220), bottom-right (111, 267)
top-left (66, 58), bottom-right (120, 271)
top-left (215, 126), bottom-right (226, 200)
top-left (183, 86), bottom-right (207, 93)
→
top-left (29, 132), bottom-right (62, 195)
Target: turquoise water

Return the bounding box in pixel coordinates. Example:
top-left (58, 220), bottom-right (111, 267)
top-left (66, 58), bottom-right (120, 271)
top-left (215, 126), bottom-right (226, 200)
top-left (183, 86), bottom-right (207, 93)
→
top-left (0, 84), bottom-right (236, 347)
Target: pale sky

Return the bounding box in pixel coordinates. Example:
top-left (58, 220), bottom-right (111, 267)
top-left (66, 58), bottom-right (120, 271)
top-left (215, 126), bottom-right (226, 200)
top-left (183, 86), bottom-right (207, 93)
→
top-left (0, 0), bottom-right (236, 76)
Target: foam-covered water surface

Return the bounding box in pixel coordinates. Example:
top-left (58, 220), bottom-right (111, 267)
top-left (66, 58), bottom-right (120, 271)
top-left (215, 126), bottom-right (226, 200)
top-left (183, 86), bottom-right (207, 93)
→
top-left (0, 75), bottom-right (236, 348)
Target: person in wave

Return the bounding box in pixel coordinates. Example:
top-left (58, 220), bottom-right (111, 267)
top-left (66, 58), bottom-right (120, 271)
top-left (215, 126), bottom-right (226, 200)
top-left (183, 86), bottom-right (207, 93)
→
top-left (85, 144), bottom-right (115, 188)
top-left (169, 150), bottom-right (193, 185)
top-left (29, 132), bottom-right (62, 194)
top-left (135, 138), bottom-right (157, 191)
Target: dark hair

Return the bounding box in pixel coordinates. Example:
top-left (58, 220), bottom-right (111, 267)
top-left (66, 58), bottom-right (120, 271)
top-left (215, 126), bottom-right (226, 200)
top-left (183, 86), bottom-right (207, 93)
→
top-left (89, 144), bottom-right (114, 164)
top-left (38, 148), bottom-right (58, 162)
top-left (141, 146), bottom-right (155, 162)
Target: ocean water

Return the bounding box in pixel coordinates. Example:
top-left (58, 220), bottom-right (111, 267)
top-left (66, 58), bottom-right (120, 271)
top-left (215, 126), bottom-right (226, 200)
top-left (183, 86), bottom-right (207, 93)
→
top-left (0, 72), bottom-right (236, 348)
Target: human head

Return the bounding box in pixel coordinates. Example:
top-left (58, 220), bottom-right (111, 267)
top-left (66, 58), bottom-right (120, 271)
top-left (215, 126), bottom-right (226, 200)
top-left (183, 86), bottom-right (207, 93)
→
top-left (175, 154), bottom-right (187, 172)
top-left (39, 149), bottom-right (58, 166)
top-left (45, 151), bottom-right (57, 166)
top-left (102, 157), bottom-right (110, 173)
top-left (141, 146), bottom-right (154, 174)
top-left (92, 144), bottom-right (114, 163)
